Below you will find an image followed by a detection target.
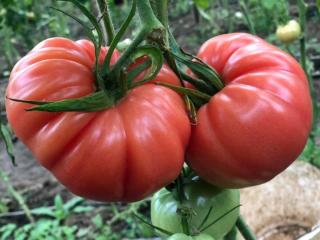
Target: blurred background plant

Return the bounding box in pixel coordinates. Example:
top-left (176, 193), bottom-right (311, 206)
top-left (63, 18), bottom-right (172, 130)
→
top-left (0, 0), bottom-right (319, 239)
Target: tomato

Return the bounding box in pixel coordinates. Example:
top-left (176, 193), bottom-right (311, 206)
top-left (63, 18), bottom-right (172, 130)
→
top-left (276, 20), bottom-right (301, 44)
top-left (168, 233), bottom-right (215, 240)
top-left (151, 179), bottom-right (240, 239)
top-left (187, 33), bottom-right (312, 188)
top-left (6, 37), bottom-right (191, 202)
top-left (76, 39), bottom-right (120, 65)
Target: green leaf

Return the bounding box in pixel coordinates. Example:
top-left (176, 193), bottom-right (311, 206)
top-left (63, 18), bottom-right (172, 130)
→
top-left (261, 0), bottom-right (278, 9)
top-left (73, 206), bottom-right (94, 213)
top-left (0, 122), bottom-right (15, 166)
top-left (298, 138), bottom-right (315, 161)
top-left (197, 8), bottom-right (212, 21)
top-left (92, 214), bottom-right (103, 229)
top-left (0, 224), bottom-right (16, 240)
top-left (54, 195), bottom-right (67, 220)
top-left (76, 228), bottom-right (90, 238)
top-left (63, 197), bottom-right (84, 212)
top-left (317, 0), bottom-right (320, 13)
top-left (193, 0), bottom-right (210, 9)
top-left (129, 46), bottom-right (164, 88)
top-left (8, 91), bottom-right (114, 112)
top-left (31, 207), bottom-right (56, 217)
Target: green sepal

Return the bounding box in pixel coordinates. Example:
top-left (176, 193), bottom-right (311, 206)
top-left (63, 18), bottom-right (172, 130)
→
top-left (172, 50), bottom-right (224, 90)
top-left (200, 204), bottom-right (241, 232)
top-left (53, 0), bottom-right (104, 89)
top-left (8, 91), bottom-right (114, 112)
top-left (133, 213), bottom-right (174, 236)
top-left (102, 0), bottom-right (137, 74)
top-left (155, 82), bottom-right (211, 101)
top-left (129, 46), bottom-right (164, 88)
top-left (0, 120), bottom-right (16, 166)
top-left (179, 71), bottom-right (217, 95)
top-left (127, 59), bottom-right (152, 83)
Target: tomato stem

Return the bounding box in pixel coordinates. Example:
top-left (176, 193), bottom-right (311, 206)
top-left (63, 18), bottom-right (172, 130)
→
top-left (109, 0), bottom-right (165, 76)
top-left (236, 215), bottom-right (256, 240)
top-left (224, 225), bottom-right (238, 240)
top-left (239, 0), bottom-right (256, 34)
top-left (150, 0), bottom-right (169, 47)
top-left (102, 0), bottom-right (137, 75)
top-left (297, 0), bottom-right (318, 146)
top-left (175, 173), bottom-right (191, 235)
top-left (96, 0), bottom-right (115, 45)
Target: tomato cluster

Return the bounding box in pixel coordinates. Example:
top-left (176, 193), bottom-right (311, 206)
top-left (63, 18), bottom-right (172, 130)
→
top-left (6, 32), bottom-right (311, 213)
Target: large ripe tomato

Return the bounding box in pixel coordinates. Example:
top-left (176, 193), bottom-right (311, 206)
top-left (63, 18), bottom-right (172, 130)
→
top-left (187, 33), bottom-right (312, 188)
top-left (6, 37), bottom-right (191, 202)
top-left (151, 179), bottom-right (240, 239)
top-left (168, 233), bottom-right (215, 240)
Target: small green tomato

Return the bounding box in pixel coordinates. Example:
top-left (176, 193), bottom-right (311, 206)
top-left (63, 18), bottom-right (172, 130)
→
top-left (151, 179), bottom-right (240, 239)
top-left (276, 20), bottom-right (301, 43)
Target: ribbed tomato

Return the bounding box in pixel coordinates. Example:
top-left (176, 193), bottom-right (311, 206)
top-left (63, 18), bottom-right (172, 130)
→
top-left (6, 37), bottom-right (191, 202)
top-left (187, 33), bottom-right (312, 188)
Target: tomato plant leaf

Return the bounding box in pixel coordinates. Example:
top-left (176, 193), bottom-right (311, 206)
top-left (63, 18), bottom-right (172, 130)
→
top-left (8, 91), bottom-right (115, 112)
top-left (317, 0), bottom-right (320, 13)
top-left (0, 120), bottom-right (15, 166)
top-left (63, 197), bottom-right (84, 212)
top-left (31, 207), bottom-right (56, 217)
top-left (193, 0), bottom-right (210, 9)
top-left (261, 0), bottom-right (278, 10)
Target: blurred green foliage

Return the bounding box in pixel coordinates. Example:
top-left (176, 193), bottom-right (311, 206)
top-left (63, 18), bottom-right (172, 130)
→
top-left (0, 0), bottom-right (83, 74)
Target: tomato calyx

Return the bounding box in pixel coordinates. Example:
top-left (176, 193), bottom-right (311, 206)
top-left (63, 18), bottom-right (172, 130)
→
top-left (7, 0), bottom-right (166, 113)
top-left (172, 50), bottom-right (224, 93)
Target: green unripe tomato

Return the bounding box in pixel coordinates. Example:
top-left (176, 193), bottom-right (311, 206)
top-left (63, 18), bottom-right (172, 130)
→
top-left (151, 179), bottom-right (240, 239)
top-left (168, 233), bottom-right (215, 240)
top-left (276, 20), bottom-right (301, 43)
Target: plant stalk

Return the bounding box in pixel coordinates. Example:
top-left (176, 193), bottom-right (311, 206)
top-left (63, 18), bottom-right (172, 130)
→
top-left (110, 0), bottom-right (165, 75)
top-left (0, 168), bottom-right (35, 224)
top-left (236, 216), bottom-right (256, 240)
top-left (96, 0), bottom-right (115, 45)
top-left (176, 173), bottom-right (191, 235)
top-left (297, 0), bottom-right (318, 146)
top-left (240, 0), bottom-right (256, 34)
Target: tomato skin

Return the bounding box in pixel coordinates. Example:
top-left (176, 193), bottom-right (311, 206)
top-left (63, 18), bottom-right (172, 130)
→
top-left (151, 180), bottom-right (240, 239)
top-left (168, 233), bottom-right (215, 240)
top-left (6, 37), bottom-right (191, 202)
top-left (187, 33), bottom-right (312, 188)
top-left (76, 39), bottom-right (120, 65)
